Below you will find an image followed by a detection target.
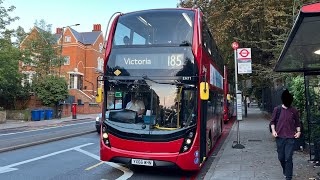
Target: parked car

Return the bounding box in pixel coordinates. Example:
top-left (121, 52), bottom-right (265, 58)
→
top-left (95, 113), bottom-right (102, 133)
top-left (95, 103), bottom-right (122, 133)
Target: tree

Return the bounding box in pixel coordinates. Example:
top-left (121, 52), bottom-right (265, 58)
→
top-left (0, 0), bottom-right (19, 37)
top-left (0, 37), bottom-right (27, 109)
top-left (32, 76), bottom-right (68, 106)
top-left (0, 0), bottom-right (30, 109)
top-left (21, 21), bottom-right (60, 78)
top-left (179, 0), bottom-right (319, 98)
top-left (21, 20), bottom-right (69, 109)
top-left (34, 19), bottom-right (52, 32)
top-left (15, 26), bottom-right (27, 46)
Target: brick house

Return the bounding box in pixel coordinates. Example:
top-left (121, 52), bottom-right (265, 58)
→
top-left (19, 24), bottom-right (104, 114)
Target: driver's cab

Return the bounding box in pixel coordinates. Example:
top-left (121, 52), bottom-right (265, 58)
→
top-left (104, 80), bottom-right (197, 130)
top-left (106, 91), bottom-right (155, 124)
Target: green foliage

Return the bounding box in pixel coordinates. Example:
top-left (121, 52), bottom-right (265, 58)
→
top-left (289, 75), bottom-right (305, 112)
top-left (0, 0), bottom-right (19, 36)
top-left (0, 1), bottom-right (31, 109)
top-left (34, 19), bottom-right (52, 32)
top-left (32, 76), bottom-right (69, 106)
top-left (14, 26), bottom-right (27, 46)
top-left (179, 0), bottom-right (318, 96)
top-left (21, 24), bottom-right (60, 78)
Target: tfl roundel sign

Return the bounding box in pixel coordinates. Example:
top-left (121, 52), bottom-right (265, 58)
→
top-left (237, 48), bottom-right (251, 60)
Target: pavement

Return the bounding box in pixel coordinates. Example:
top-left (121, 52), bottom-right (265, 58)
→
top-left (0, 114), bottom-right (98, 131)
top-left (204, 106), bottom-right (320, 180)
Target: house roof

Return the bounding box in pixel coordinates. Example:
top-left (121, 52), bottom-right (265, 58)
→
top-left (34, 26), bottom-right (57, 44)
top-left (79, 31), bottom-right (102, 44)
top-left (57, 28), bottom-right (101, 45)
top-left (21, 26), bottom-right (102, 48)
top-left (274, 2), bottom-right (320, 72)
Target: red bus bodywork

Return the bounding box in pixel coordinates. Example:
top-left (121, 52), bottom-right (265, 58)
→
top-left (100, 8), bottom-right (224, 171)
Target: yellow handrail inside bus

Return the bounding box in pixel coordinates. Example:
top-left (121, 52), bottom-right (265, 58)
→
top-left (154, 124), bottom-right (177, 130)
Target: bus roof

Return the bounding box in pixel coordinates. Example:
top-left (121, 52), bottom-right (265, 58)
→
top-left (121, 8), bottom-right (196, 16)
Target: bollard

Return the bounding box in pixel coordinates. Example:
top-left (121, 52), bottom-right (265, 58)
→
top-left (72, 103), bottom-right (77, 119)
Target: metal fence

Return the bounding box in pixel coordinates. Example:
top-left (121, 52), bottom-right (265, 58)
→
top-left (260, 86), bottom-right (286, 113)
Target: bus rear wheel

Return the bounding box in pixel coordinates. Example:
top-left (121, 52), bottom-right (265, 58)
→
top-left (207, 132), bottom-right (212, 152)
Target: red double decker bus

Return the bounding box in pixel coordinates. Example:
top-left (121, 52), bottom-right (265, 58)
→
top-left (97, 8), bottom-right (225, 171)
top-left (223, 66), bottom-right (234, 123)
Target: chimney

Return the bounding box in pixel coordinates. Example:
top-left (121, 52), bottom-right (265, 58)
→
top-left (56, 28), bottom-right (62, 34)
top-left (93, 24), bottom-right (101, 31)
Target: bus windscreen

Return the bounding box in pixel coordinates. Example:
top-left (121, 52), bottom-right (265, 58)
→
top-left (113, 10), bottom-right (194, 46)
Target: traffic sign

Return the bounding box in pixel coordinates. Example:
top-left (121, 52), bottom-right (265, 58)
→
top-left (237, 48), bottom-right (251, 60)
top-left (232, 42), bottom-right (239, 50)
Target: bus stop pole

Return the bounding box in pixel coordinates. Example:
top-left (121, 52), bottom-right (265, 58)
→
top-left (233, 45), bottom-right (245, 149)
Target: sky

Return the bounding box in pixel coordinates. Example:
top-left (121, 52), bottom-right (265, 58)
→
top-left (3, 0), bottom-right (179, 35)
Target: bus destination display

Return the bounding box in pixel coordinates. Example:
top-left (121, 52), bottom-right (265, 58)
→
top-left (115, 54), bottom-right (184, 69)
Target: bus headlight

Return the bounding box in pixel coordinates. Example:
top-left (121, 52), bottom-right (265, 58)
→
top-left (186, 139), bottom-right (192, 145)
top-left (103, 133), bottom-right (108, 139)
top-left (180, 128), bottom-right (196, 153)
top-left (101, 124), bottom-right (111, 147)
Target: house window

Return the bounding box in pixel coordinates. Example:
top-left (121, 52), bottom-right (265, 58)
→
top-left (64, 56), bottom-right (70, 65)
top-left (97, 57), bottom-right (103, 71)
top-left (69, 74), bottom-right (83, 90)
top-left (22, 56), bottom-right (37, 67)
top-left (65, 36), bottom-right (71, 42)
top-left (99, 43), bottom-right (103, 53)
top-left (21, 71), bottom-right (36, 86)
top-left (69, 74), bottom-right (75, 89)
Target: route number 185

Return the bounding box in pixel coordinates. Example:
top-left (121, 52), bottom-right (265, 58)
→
top-left (168, 54), bottom-right (183, 67)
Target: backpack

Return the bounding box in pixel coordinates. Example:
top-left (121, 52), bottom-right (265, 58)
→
top-left (269, 106), bottom-right (281, 133)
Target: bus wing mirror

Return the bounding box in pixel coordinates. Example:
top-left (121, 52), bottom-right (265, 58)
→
top-left (200, 82), bottom-right (209, 100)
top-left (96, 88), bottom-right (103, 103)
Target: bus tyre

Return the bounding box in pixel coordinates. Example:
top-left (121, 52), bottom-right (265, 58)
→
top-left (207, 132), bottom-right (212, 152)
top-left (221, 119), bottom-right (223, 134)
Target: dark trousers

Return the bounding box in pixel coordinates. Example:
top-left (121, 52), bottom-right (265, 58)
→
top-left (276, 137), bottom-right (295, 180)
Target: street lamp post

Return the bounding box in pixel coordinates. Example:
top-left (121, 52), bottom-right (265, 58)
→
top-left (59, 23), bottom-right (80, 76)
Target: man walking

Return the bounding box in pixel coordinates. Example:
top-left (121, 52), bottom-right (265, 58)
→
top-left (270, 89), bottom-right (301, 180)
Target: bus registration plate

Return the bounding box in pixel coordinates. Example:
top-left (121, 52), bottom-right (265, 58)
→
top-left (131, 159), bottom-right (153, 166)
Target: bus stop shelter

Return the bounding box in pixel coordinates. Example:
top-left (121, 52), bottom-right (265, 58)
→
top-left (274, 2), bottom-right (320, 160)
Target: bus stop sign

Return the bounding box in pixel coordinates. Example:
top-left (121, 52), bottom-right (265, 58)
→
top-left (232, 42), bottom-right (239, 50)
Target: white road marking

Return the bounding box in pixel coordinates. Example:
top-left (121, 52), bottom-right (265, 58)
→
top-left (0, 121), bottom-right (93, 137)
top-left (74, 148), bottom-right (133, 180)
top-left (0, 143), bottom-right (93, 174)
